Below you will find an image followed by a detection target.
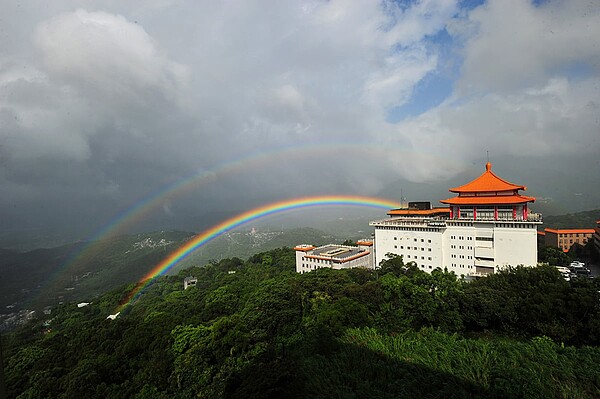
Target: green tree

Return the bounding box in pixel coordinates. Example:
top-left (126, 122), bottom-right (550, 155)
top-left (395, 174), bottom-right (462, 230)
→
top-left (538, 246), bottom-right (571, 266)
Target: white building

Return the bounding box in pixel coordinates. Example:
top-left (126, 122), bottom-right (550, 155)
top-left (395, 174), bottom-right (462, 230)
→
top-left (294, 241), bottom-right (374, 273)
top-left (183, 276), bottom-right (198, 289)
top-left (371, 162), bottom-right (542, 276)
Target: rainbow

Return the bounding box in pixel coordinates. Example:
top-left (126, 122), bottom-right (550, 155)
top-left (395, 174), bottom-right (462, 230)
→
top-left (45, 142), bottom-right (458, 310)
top-left (59, 143), bottom-right (458, 274)
top-left (114, 194), bottom-right (400, 312)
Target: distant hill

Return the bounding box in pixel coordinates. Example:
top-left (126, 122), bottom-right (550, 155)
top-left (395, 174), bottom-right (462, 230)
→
top-left (176, 226), bottom-right (345, 271)
top-left (0, 230), bottom-right (195, 317)
top-left (542, 209), bottom-right (600, 229)
top-left (0, 227), bottom-right (347, 320)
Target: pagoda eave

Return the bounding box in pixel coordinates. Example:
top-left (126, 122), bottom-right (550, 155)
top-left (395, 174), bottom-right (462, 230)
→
top-left (440, 196), bottom-right (536, 205)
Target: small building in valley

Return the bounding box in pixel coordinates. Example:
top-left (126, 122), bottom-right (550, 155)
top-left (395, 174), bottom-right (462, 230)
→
top-left (183, 276), bottom-right (198, 290)
top-left (294, 241), bottom-right (374, 273)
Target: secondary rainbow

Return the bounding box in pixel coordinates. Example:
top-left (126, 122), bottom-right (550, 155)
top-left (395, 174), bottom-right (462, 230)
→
top-left (115, 194), bottom-right (400, 312)
top-left (58, 143), bottom-right (458, 283)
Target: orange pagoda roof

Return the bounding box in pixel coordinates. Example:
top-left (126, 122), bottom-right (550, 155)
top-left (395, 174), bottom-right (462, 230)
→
top-left (448, 162), bottom-right (525, 193)
top-left (440, 162), bottom-right (535, 206)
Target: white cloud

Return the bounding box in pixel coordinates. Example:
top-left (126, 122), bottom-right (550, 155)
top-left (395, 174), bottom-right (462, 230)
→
top-left (457, 0), bottom-right (600, 93)
top-left (34, 9), bottom-right (189, 106)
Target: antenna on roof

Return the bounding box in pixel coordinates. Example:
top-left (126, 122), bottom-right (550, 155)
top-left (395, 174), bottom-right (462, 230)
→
top-left (486, 150), bottom-right (489, 163)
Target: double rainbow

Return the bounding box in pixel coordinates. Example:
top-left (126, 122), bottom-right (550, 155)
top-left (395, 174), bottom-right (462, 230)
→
top-left (114, 194), bottom-right (399, 312)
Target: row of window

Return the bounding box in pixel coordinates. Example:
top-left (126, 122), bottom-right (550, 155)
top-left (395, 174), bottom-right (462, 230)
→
top-left (558, 233), bottom-right (590, 238)
top-left (393, 237), bottom-right (432, 243)
top-left (450, 264), bottom-right (474, 269)
top-left (450, 235), bottom-right (474, 241)
top-left (302, 258), bottom-right (331, 264)
top-left (406, 262), bottom-right (434, 270)
top-left (450, 245), bottom-right (473, 250)
top-left (406, 255), bottom-right (432, 261)
top-left (393, 245), bottom-right (432, 252)
top-left (300, 263), bottom-right (322, 270)
top-left (451, 254), bottom-right (473, 259)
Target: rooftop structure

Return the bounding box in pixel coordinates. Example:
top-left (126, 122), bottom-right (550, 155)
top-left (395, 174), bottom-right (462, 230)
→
top-left (440, 162), bottom-right (537, 219)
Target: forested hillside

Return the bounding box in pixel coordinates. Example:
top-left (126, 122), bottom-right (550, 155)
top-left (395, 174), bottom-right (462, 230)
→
top-left (542, 209), bottom-right (600, 229)
top-left (4, 249), bottom-right (600, 398)
top-left (0, 227), bottom-right (342, 318)
top-left (0, 231), bottom-right (195, 316)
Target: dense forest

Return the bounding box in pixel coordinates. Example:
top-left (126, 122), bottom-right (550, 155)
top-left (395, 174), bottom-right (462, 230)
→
top-left (3, 248), bottom-right (600, 398)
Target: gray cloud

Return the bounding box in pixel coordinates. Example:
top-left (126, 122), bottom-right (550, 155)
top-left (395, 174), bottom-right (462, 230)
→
top-left (0, 0), bottom-right (599, 247)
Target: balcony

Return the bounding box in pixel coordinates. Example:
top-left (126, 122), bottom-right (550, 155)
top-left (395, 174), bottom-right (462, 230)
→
top-left (475, 258), bottom-right (494, 268)
top-left (448, 215), bottom-right (543, 223)
top-left (474, 247), bottom-right (494, 258)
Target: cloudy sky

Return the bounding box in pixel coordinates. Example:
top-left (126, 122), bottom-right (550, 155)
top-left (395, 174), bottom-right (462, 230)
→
top-left (1, 0), bottom-right (599, 245)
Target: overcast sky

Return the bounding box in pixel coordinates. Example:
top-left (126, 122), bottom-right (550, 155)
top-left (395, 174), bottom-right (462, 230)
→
top-left (1, 0), bottom-right (599, 245)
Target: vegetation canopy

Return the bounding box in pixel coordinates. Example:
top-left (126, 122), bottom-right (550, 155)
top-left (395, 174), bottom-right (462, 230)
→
top-left (4, 247), bottom-right (600, 398)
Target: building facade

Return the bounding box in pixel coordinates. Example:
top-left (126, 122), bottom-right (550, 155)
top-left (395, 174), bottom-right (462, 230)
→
top-left (371, 162), bottom-right (542, 276)
top-left (294, 241), bottom-right (374, 273)
top-left (544, 228), bottom-right (595, 252)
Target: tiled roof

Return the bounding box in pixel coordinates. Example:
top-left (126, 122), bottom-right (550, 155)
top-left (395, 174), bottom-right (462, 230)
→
top-left (544, 228), bottom-right (595, 234)
top-left (449, 162), bottom-right (526, 193)
top-left (440, 195), bottom-right (535, 205)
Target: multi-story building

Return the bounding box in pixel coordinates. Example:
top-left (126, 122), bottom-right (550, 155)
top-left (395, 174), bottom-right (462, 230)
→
top-left (371, 162), bottom-right (542, 276)
top-left (544, 228), bottom-right (595, 252)
top-left (294, 241), bottom-right (374, 273)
